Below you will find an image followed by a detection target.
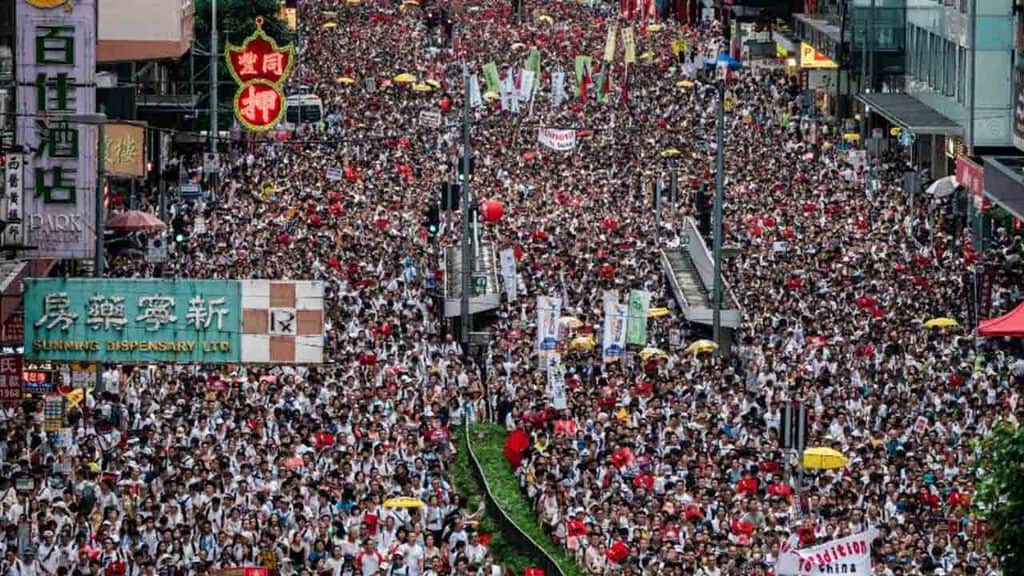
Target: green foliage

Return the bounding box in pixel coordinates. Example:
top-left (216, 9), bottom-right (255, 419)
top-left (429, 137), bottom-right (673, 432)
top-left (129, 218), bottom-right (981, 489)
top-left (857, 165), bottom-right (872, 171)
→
top-left (973, 422), bottom-right (1024, 575)
top-left (193, 0), bottom-right (291, 45)
top-left (469, 423), bottom-right (585, 576)
top-left (452, 427), bottom-right (535, 575)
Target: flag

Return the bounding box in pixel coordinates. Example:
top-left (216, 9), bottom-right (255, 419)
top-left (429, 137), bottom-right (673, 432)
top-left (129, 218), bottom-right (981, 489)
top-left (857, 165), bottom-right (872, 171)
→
top-left (468, 74), bottom-right (482, 108)
top-left (622, 27), bottom-right (636, 64)
top-left (621, 65), bottom-right (631, 106)
top-left (483, 61), bottom-right (501, 94)
top-left (574, 55), bottom-right (592, 93)
top-left (525, 48), bottom-right (541, 75)
top-left (580, 67), bottom-right (592, 103)
top-left (603, 24), bottom-right (618, 62)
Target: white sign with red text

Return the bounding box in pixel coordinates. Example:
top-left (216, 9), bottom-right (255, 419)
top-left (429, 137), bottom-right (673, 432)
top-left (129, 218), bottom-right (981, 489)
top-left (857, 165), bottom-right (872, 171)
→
top-left (538, 128), bottom-right (577, 151)
top-left (775, 529), bottom-right (877, 576)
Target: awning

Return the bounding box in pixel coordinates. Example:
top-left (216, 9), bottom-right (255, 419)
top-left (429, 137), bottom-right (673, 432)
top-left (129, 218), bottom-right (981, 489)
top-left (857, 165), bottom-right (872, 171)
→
top-left (982, 156), bottom-right (1024, 221)
top-left (856, 93), bottom-right (962, 136)
top-left (978, 300), bottom-right (1024, 337)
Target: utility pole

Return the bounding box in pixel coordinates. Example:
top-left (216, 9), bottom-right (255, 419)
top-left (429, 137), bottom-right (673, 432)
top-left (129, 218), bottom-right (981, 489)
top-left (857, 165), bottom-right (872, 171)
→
top-left (210, 0), bottom-right (219, 197)
top-left (712, 82), bottom-right (725, 348)
top-left (460, 63), bottom-right (472, 346)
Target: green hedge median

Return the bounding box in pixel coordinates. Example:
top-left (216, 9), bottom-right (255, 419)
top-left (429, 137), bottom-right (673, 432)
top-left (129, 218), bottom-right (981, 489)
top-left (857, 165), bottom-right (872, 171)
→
top-left (467, 423), bottom-right (584, 576)
top-left (453, 426), bottom-right (535, 574)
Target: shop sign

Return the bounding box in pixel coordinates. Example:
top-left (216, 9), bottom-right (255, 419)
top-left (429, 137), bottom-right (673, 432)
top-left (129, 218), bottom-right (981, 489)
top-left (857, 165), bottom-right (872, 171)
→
top-left (956, 155), bottom-right (984, 200)
top-left (15, 0), bottom-right (98, 259)
top-left (799, 43), bottom-right (837, 69)
top-left (225, 17), bottom-right (294, 132)
top-left (23, 278), bottom-right (325, 364)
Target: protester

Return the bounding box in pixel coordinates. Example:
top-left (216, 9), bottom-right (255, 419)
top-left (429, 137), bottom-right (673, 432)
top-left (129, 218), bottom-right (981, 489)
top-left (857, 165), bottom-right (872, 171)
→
top-left (2, 0), bottom-right (1021, 575)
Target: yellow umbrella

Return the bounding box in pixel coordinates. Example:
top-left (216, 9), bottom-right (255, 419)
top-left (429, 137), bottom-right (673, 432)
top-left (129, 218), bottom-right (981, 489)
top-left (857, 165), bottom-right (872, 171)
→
top-left (483, 91), bottom-right (499, 101)
top-left (411, 83), bottom-right (433, 92)
top-left (639, 347), bottom-right (668, 361)
top-left (675, 79), bottom-right (694, 88)
top-left (570, 335), bottom-right (596, 351)
top-left (660, 149), bottom-right (680, 159)
top-left (923, 317), bottom-right (958, 329)
top-left (647, 307), bottom-right (670, 318)
top-left (393, 73), bottom-right (417, 84)
top-left (336, 76), bottom-right (356, 84)
top-left (684, 339), bottom-right (718, 355)
top-left (559, 316), bottom-right (583, 330)
top-left (321, 21), bottom-right (338, 29)
top-left (383, 497), bottom-right (426, 509)
top-left (346, 0), bottom-right (360, 4)
top-left (425, 78), bottom-right (442, 89)
top-left (538, 14), bottom-right (554, 24)
top-left (639, 51), bottom-right (655, 61)
top-left (802, 447), bottom-right (849, 470)
top-left (647, 23), bottom-right (663, 32)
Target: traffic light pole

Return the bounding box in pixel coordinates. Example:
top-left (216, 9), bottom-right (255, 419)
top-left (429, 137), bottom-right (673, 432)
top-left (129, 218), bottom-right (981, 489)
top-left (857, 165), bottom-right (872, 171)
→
top-left (712, 82), bottom-right (725, 348)
top-left (210, 0), bottom-right (219, 198)
top-left (460, 64), bottom-right (472, 347)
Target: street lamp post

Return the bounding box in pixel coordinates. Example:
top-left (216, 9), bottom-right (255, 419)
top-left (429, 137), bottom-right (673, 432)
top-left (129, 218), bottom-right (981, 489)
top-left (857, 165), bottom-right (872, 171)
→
top-left (711, 82), bottom-right (724, 347)
top-left (460, 63), bottom-right (473, 347)
top-left (69, 112), bottom-right (108, 393)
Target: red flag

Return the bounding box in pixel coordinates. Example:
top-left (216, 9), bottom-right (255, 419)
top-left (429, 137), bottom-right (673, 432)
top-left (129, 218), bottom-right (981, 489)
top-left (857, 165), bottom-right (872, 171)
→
top-left (580, 67), bottom-right (592, 103)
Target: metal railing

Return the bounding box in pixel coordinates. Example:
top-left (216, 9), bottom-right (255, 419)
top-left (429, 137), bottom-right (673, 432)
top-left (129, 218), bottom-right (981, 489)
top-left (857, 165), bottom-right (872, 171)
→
top-left (463, 425), bottom-right (567, 576)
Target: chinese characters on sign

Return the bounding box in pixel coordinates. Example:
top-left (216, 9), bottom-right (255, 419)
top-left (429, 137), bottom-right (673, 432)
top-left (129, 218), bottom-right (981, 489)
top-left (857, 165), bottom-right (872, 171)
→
top-left (24, 279), bottom-right (325, 364)
top-left (2, 154), bottom-right (25, 246)
top-left (102, 123), bottom-right (146, 177)
top-left (0, 355), bottom-right (22, 404)
top-left (15, 0), bottom-right (97, 258)
top-left (25, 278), bottom-right (241, 363)
top-left (225, 17), bottom-right (294, 131)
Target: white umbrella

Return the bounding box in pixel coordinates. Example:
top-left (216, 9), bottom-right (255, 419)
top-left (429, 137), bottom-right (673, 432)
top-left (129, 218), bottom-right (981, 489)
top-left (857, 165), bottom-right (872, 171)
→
top-left (926, 175), bottom-right (958, 198)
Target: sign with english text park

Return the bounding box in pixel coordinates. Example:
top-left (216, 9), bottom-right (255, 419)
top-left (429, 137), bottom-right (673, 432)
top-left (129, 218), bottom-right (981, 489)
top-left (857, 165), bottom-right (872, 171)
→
top-left (24, 279), bottom-right (325, 364)
top-left (225, 17), bottom-right (294, 132)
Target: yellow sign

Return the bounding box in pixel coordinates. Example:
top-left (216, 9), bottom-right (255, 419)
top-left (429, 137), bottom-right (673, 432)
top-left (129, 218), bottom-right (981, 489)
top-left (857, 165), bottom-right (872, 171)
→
top-left (102, 123), bottom-right (146, 177)
top-left (842, 133), bottom-right (861, 142)
top-left (25, 0), bottom-right (71, 9)
top-left (799, 43), bottom-right (838, 69)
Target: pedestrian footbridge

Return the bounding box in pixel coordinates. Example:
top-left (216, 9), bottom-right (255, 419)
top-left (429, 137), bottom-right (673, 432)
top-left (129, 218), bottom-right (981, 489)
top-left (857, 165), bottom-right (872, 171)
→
top-left (661, 217), bottom-right (742, 330)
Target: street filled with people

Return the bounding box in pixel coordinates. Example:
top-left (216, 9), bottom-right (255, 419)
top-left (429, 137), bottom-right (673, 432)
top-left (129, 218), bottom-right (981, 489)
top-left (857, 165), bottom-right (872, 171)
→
top-left (2, 0), bottom-right (1023, 575)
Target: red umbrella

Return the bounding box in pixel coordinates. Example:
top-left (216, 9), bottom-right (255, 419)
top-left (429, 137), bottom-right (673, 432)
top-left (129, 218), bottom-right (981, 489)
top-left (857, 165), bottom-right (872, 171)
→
top-left (105, 210), bottom-right (167, 233)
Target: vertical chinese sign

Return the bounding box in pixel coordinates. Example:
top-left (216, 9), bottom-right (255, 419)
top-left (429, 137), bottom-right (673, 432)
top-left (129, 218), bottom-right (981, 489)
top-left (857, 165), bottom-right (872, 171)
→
top-left (0, 355), bottom-right (23, 404)
top-left (225, 17), bottom-right (294, 132)
top-left (15, 0), bottom-right (97, 258)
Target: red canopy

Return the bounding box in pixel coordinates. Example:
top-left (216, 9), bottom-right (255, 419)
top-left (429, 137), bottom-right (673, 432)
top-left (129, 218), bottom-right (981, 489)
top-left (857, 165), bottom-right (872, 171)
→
top-left (978, 301), bottom-right (1024, 337)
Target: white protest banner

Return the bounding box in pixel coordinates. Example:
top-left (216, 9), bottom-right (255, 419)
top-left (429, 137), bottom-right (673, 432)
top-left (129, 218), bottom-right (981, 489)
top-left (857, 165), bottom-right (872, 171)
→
top-left (469, 74), bottom-right (483, 108)
top-left (546, 353), bottom-right (567, 410)
top-left (325, 166), bottom-right (344, 181)
top-left (551, 71), bottom-right (566, 106)
top-left (500, 248), bottom-right (517, 302)
top-left (536, 296), bottom-right (562, 369)
top-left (418, 110), bottom-right (442, 128)
top-left (601, 290), bottom-right (627, 363)
top-left (538, 128), bottom-right (577, 151)
top-left (519, 69), bottom-right (536, 101)
top-left (775, 529), bottom-right (877, 576)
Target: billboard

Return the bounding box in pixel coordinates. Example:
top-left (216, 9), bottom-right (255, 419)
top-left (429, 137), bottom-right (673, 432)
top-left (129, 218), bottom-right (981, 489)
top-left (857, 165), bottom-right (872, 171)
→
top-left (1014, 66), bottom-right (1024, 152)
top-left (24, 279), bottom-right (324, 364)
top-left (15, 0), bottom-right (98, 258)
top-left (102, 123), bottom-right (146, 177)
top-left (799, 43), bottom-right (838, 69)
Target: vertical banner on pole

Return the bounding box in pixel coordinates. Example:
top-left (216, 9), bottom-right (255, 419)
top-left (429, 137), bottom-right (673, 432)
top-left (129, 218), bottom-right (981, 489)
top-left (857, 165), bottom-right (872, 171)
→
top-left (546, 353), bottom-right (566, 410)
top-left (536, 296), bottom-right (562, 370)
top-left (625, 290), bottom-right (650, 346)
top-left (601, 290), bottom-right (627, 363)
top-left (499, 248), bottom-right (517, 302)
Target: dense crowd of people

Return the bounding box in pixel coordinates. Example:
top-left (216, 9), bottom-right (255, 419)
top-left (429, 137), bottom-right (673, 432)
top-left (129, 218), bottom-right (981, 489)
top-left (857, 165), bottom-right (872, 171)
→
top-left (2, 0), bottom-right (1022, 575)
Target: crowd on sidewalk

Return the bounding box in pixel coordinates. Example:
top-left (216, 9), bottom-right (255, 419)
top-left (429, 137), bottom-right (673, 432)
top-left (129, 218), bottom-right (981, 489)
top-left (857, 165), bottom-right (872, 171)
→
top-left (1, 0), bottom-right (1022, 575)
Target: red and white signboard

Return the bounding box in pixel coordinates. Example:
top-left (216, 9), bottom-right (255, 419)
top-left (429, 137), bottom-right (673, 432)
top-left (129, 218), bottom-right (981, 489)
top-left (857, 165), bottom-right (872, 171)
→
top-left (0, 355), bottom-right (22, 404)
top-left (241, 281), bottom-right (324, 364)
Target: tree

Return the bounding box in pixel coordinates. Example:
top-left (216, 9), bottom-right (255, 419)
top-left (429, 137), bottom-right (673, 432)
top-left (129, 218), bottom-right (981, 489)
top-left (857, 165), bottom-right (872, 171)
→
top-left (193, 0), bottom-right (291, 46)
top-left (974, 422), bottom-right (1024, 575)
